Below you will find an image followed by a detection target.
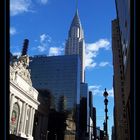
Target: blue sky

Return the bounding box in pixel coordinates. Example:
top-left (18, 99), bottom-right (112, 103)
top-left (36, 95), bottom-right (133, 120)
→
top-left (10, 0), bottom-right (116, 139)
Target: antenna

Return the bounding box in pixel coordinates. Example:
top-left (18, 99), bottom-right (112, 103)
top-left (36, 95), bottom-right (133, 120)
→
top-left (76, 0), bottom-right (78, 11)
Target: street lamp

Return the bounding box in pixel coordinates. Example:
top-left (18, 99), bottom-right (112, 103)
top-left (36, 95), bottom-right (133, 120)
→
top-left (103, 88), bottom-right (108, 137)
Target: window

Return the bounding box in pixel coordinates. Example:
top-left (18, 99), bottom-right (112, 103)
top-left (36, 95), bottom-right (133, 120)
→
top-left (125, 20), bottom-right (127, 28)
top-left (10, 103), bottom-right (20, 134)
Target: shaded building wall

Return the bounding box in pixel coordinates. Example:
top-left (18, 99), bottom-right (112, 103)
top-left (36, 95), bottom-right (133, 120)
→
top-left (92, 107), bottom-right (96, 139)
top-left (79, 97), bottom-right (87, 136)
top-left (33, 89), bottom-right (51, 140)
top-left (112, 19), bottom-right (128, 140)
top-left (88, 91), bottom-right (93, 140)
top-left (111, 126), bottom-right (115, 140)
top-left (80, 83), bottom-right (88, 98)
top-left (115, 0), bottom-right (130, 139)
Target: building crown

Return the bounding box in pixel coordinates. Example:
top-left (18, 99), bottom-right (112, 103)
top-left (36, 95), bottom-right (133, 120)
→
top-left (70, 9), bottom-right (82, 28)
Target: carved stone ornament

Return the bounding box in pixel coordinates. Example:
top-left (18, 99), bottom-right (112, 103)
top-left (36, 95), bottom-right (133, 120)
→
top-left (10, 55), bottom-right (32, 85)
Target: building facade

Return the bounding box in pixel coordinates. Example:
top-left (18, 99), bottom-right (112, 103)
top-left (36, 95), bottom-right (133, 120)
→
top-left (113, 0), bottom-right (131, 139)
top-left (29, 55), bottom-right (81, 139)
top-left (88, 91), bottom-right (94, 140)
top-left (80, 83), bottom-right (88, 98)
top-left (10, 40), bottom-right (50, 140)
top-left (112, 19), bottom-right (128, 140)
top-left (92, 107), bottom-right (96, 140)
top-left (29, 55), bottom-right (81, 112)
top-left (111, 126), bottom-right (115, 140)
top-left (10, 55), bottom-right (40, 140)
top-left (32, 90), bottom-right (50, 140)
top-left (65, 10), bottom-right (85, 83)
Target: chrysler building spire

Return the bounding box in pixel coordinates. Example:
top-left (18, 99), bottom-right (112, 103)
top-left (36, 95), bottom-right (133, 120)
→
top-left (76, 0), bottom-right (78, 11)
top-left (65, 5), bottom-right (85, 82)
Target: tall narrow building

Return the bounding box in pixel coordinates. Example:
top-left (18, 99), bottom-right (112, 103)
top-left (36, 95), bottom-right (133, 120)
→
top-left (112, 19), bottom-right (128, 140)
top-left (65, 9), bottom-right (85, 82)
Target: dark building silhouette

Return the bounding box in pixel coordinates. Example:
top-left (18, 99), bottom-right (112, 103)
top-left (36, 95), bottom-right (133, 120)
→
top-left (92, 107), bottom-right (96, 140)
top-left (79, 97), bottom-right (87, 136)
top-left (113, 0), bottom-right (131, 139)
top-left (47, 110), bottom-right (67, 140)
top-left (111, 126), bottom-right (115, 140)
top-left (100, 130), bottom-right (104, 140)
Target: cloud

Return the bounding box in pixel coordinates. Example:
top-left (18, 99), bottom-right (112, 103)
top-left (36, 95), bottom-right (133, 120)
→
top-left (85, 39), bottom-right (110, 69)
top-left (10, 27), bottom-right (17, 35)
top-left (49, 47), bottom-right (64, 56)
top-left (40, 34), bottom-right (51, 43)
top-left (89, 85), bottom-right (114, 97)
top-left (99, 61), bottom-right (109, 67)
top-left (40, 34), bottom-right (47, 43)
top-left (33, 33), bottom-right (64, 54)
top-left (34, 33), bottom-right (65, 54)
top-left (37, 45), bottom-right (46, 52)
top-left (10, 0), bottom-right (32, 16)
top-left (39, 0), bottom-right (48, 4)
top-left (34, 33), bottom-right (52, 52)
top-left (10, 0), bottom-right (49, 16)
top-left (107, 88), bottom-right (114, 97)
top-left (86, 39), bottom-right (110, 52)
top-left (89, 85), bottom-right (102, 96)
top-left (12, 52), bottom-right (21, 57)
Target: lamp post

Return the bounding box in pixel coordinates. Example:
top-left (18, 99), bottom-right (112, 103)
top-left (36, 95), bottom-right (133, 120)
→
top-left (103, 88), bottom-right (108, 138)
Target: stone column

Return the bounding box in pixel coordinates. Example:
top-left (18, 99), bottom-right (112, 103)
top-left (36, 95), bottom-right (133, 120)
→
top-left (23, 103), bottom-right (28, 134)
top-left (27, 107), bottom-right (32, 136)
top-left (19, 102), bottom-right (26, 133)
top-left (30, 108), bottom-right (35, 135)
top-left (16, 99), bottom-right (22, 134)
top-left (10, 94), bottom-right (15, 122)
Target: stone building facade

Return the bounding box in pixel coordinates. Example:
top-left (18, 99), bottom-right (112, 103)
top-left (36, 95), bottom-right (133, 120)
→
top-left (10, 55), bottom-right (40, 140)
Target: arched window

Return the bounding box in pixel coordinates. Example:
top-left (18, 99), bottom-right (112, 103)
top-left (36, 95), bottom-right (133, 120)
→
top-left (10, 102), bottom-right (20, 134)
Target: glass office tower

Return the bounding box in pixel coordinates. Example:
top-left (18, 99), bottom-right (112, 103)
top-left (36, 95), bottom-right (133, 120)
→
top-left (29, 55), bottom-right (81, 112)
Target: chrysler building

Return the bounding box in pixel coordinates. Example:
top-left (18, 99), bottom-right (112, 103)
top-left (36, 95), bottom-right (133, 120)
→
top-left (65, 9), bottom-right (85, 82)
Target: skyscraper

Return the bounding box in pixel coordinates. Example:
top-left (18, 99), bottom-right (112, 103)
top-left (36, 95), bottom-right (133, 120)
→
top-left (112, 19), bottom-right (128, 140)
top-left (29, 55), bottom-right (81, 139)
top-left (65, 9), bottom-right (85, 82)
top-left (113, 0), bottom-right (131, 139)
top-left (29, 55), bottom-right (81, 112)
